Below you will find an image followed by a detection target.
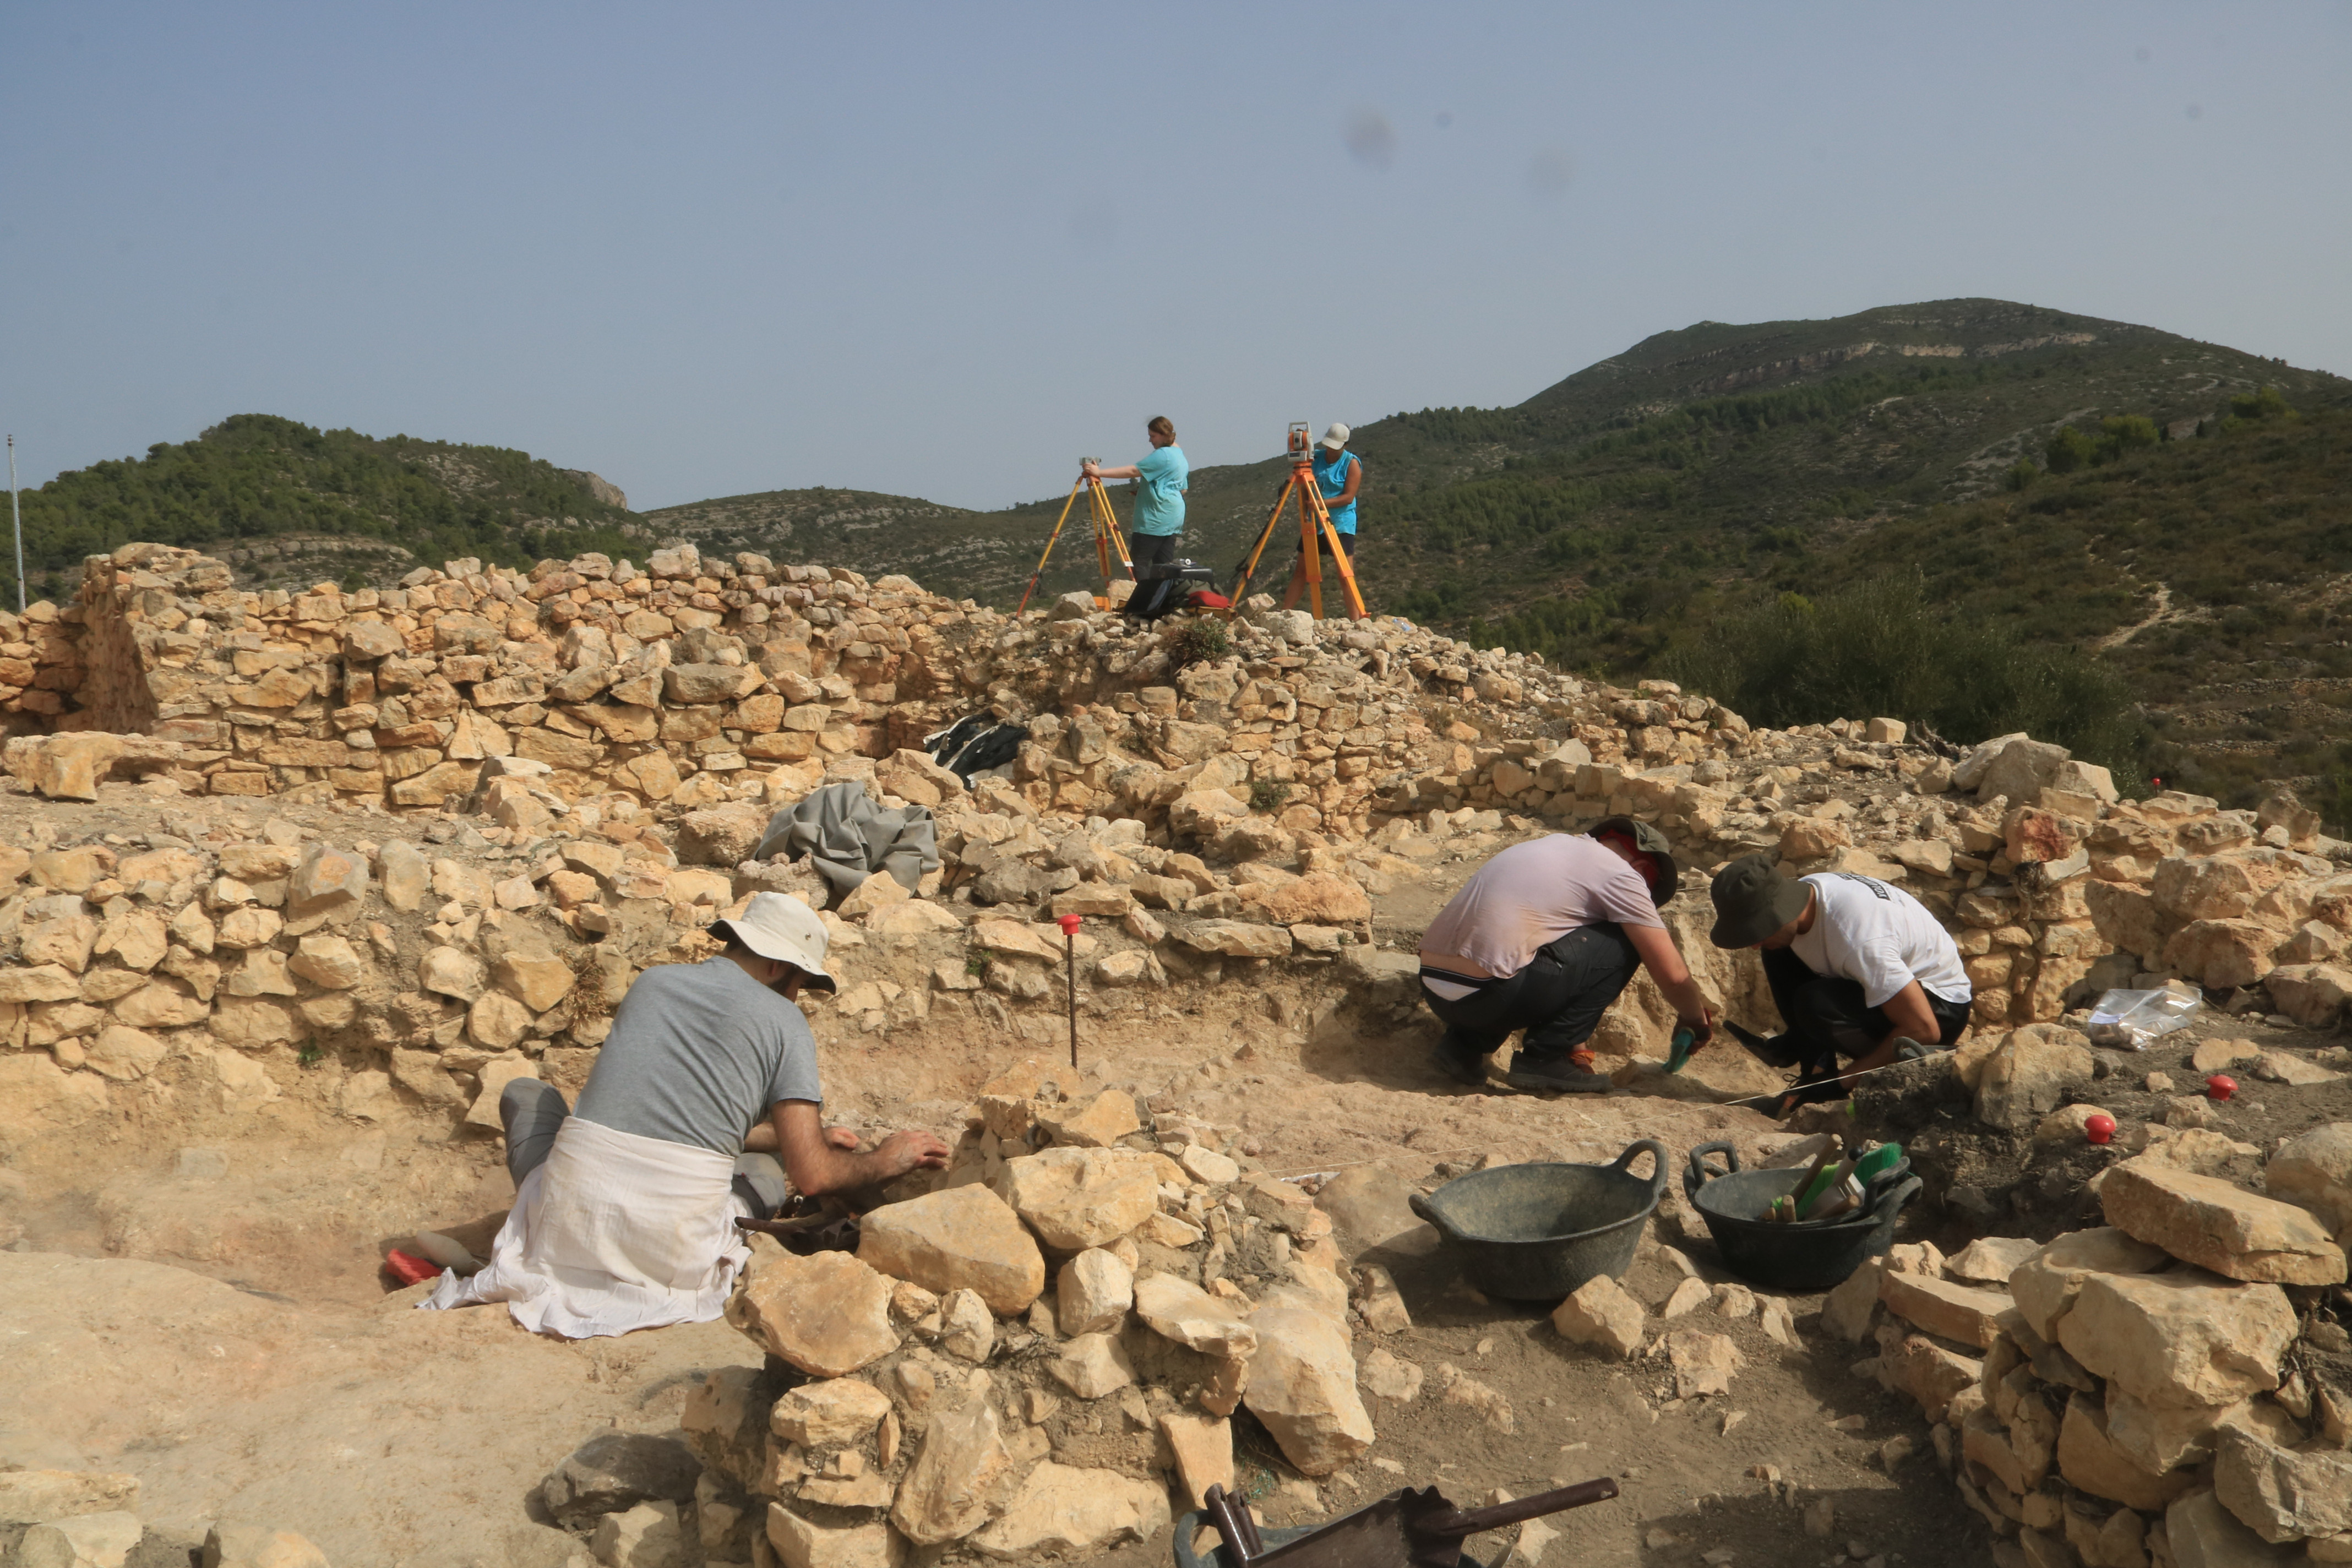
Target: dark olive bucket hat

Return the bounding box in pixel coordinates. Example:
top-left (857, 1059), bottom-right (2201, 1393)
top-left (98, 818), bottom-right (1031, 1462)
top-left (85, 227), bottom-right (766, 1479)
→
top-left (1588, 815), bottom-right (1679, 906)
top-left (1709, 852), bottom-right (1812, 948)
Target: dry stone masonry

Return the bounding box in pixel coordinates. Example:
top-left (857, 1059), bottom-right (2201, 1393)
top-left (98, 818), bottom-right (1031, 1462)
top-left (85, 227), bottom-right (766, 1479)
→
top-left (3, 540), bottom-right (2350, 1566)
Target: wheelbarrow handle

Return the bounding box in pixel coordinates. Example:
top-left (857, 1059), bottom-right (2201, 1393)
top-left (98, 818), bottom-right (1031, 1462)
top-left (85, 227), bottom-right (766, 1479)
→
top-left (1423, 1477), bottom-right (1621, 1537)
top-left (1684, 1140), bottom-right (1739, 1204)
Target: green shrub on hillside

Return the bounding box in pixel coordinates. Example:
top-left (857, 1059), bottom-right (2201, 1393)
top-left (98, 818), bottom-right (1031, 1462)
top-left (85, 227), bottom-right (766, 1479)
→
top-left (7, 415), bottom-right (638, 601)
top-left (2044, 425), bottom-right (2097, 474)
top-left (1661, 575), bottom-right (2148, 780)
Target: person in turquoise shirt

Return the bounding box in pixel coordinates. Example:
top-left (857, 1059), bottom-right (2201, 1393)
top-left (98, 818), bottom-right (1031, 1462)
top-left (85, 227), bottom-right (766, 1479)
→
top-left (1284, 422), bottom-right (1362, 608)
top-left (1084, 416), bottom-right (1187, 572)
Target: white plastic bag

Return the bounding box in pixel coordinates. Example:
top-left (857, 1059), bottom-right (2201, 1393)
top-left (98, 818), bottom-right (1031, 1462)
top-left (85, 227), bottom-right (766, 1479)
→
top-left (2084, 987), bottom-right (2201, 1050)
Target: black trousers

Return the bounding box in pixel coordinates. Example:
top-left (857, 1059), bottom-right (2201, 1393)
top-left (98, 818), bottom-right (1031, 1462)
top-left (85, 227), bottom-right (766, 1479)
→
top-left (1129, 532), bottom-right (1180, 572)
top-left (1761, 946), bottom-right (1971, 1077)
top-left (1423, 924), bottom-right (1642, 1065)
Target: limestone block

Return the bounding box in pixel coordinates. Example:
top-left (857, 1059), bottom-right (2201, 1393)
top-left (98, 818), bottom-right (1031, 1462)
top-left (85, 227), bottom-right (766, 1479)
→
top-left (1048, 1331), bottom-right (1135, 1399)
top-left (287, 935), bottom-right (365, 990)
top-left (857, 1184), bottom-right (1046, 1316)
top-left (733, 1250), bottom-right (901, 1378)
top-left (469, 991), bottom-right (533, 1050)
top-left (1978, 739), bottom-right (2072, 805)
top-left (2162, 920), bottom-right (2277, 992)
top-left (1133, 1273), bottom-right (1258, 1359)
top-left (2056, 1392), bottom-right (2197, 1511)
top-left (990, 1147), bottom-right (1159, 1251)
top-left (2265, 963), bottom-right (2352, 1028)
top-left (1043, 1089), bottom-right (1140, 1148)
top-left (2265, 1123), bottom-right (2352, 1237)
top-left (493, 951), bottom-right (576, 1011)
top-left (890, 1387), bottom-right (1023, 1547)
top-left (1977, 1025), bottom-right (2097, 1130)
top-left (378, 840), bottom-right (430, 911)
top-left (1054, 1249), bottom-right (1133, 1337)
top-left (2010, 1227), bottom-right (2173, 1340)
top-left (419, 945), bottom-right (487, 1002)
top-left (968, 1460), bottom-right (1170, 1560)
top-left (2100, 1158), bottom-right (2346, 1285)
top-left (0, 964), bottom-right (85, 1003)
top-left (1879, 1271), bottom-right (2012, 1349)
top-left (1874, 1330), bottom-right (1980, 1423)
top-left (768, 1379), bottom-right (892, 1449)
top-left (83, 1025), bottom-right (167, 1082)
top-left (2214, 1418), bottom-right (2352, 1544)
top-left (2165, 1489), bottom-right (2296, 1568)
top-left (1174, 920), bottom-right (1293, 959)
top-left (23, 917), bottom-right (97, 973)
top-left (1550, 1275), bottom-right (1646, 1358)
top-left (212, 997), bottom-right (297, 1049)
top-left (589, 1501), bottom-right (683, 1568)
top-left (1244, 1297), bottom-right (1373, 1476)
top-left (287, 841), bottom-right (368, 918)
top-left (939, 1288), bottom-right (995, 1362)
top-left (32, 734), bottom-right (124, 801)
top-left (765, 1505), bottom-right (905, 1568)
top-left (2055, 1270), bottom-right (2296, 1409)
top-left (1821, 1259), bottom-right (1884, 1341)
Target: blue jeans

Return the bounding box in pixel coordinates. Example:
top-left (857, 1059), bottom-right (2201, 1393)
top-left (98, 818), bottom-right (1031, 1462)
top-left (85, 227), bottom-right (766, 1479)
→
top-left (1422, 924), bottom-right (1642, 1066)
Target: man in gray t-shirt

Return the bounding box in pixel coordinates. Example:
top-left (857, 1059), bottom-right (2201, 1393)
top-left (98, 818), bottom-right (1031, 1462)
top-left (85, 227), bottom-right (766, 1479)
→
top-left (500, 892), bottom-right (948, 1207)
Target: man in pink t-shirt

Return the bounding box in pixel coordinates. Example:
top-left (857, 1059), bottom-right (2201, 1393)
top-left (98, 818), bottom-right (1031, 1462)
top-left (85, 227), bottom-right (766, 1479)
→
top-left (1418, 817), bottom-right (1717, 1093)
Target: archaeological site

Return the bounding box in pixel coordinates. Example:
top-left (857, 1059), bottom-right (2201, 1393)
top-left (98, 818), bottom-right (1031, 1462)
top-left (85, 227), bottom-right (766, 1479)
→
top-left (1, 540), bottom-right (2346, 1568)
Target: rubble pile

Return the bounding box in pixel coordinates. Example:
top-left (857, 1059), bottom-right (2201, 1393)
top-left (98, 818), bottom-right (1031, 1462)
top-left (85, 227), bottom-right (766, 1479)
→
top-left (1819, 1133), bottom-right (2351, 1568)
top-left (642, 1062), bottom-right (1379, 1567)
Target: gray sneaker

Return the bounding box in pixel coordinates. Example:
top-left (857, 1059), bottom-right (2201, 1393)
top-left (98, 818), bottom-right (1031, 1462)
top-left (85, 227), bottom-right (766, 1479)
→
top-left (1502, 1054), bottom-right (1611, 1094)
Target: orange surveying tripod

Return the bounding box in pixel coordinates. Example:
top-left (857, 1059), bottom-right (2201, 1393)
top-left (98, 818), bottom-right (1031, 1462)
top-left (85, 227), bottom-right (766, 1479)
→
top-left (1226, 423), bottom-right (1368, 620)
top-left (1015, 467), bottom-right (1135, 614)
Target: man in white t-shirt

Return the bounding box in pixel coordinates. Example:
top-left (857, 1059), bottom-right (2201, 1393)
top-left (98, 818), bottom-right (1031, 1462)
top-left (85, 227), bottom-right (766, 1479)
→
top-left (1707, 853), bottom-right (1972, 1115)
top-left (1418, 817), bottom-right (1716, 1093)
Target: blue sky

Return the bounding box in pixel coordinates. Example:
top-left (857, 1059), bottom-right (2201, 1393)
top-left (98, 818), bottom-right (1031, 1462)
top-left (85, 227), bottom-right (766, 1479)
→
top-left (3, 2), bottom-right (2346, 513)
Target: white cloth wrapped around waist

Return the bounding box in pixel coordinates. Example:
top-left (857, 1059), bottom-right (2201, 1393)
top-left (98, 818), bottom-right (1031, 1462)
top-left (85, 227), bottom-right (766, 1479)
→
top-left (421, 1114), bottom-right (749, 1339)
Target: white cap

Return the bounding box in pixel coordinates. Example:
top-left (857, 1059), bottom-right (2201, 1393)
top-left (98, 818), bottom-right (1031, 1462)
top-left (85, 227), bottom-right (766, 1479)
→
top-left (1320, 423), bottom-right (1350, 450)
top-left (709, 891), bottom-right (837, 994)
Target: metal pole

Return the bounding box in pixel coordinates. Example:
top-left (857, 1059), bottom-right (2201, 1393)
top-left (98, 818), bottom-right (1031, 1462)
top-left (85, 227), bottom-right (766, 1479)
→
top-left (7, 436), bottom-right (20, 614)
top-left (1055, 913), bottom-right (1081, 1070)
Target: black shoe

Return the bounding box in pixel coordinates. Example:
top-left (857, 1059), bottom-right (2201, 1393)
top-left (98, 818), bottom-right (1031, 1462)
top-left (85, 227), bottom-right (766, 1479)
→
top-left (1433, 1042), bottom-right (1489, 1086)
top-left (1892, 1037), bottom-right (1930, 1063)
top-left (1724, 1020), bottom-right (1800, 1070)
top-left (1502, 1054), bottom-right (1611, 1095)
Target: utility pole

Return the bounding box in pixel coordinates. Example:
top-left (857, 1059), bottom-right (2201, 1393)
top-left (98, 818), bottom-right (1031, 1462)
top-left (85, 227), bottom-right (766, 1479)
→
top-left (6, 436), bottom-right (20, 614)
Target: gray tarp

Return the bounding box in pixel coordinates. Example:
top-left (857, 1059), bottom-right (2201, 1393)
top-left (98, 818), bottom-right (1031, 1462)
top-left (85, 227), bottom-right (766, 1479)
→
top-left (752, 781), bottom-right (940, 899)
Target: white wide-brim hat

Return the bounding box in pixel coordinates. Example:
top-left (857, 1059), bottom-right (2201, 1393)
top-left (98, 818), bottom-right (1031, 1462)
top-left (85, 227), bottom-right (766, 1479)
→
top-left (709, 891), bottom-right (837, 993)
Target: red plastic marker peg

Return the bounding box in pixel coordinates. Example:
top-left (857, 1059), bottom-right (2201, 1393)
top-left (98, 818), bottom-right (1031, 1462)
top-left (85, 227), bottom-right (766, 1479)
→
top-left (2084, 1113), bottom-right (2116, 1145)
top-left (2206, 1074), bottom-right (2237, 1102)
top-left (1056, 914), bottom-right (1082, 937)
